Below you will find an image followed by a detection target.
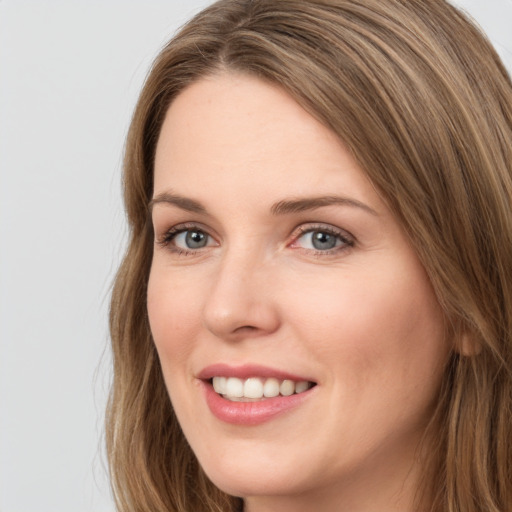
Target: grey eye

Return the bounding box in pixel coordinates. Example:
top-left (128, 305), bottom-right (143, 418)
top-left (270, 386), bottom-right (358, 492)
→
top-left (185, 230), bottom-right (208, 248)
top-left (310, 231), bottom-right (337, 250)
top-left (293, 228), bottom-right (351, 252)
top-left (174, 230), bottom-right (211, 249)
top-left (296, 230), bottom-right (340, 250)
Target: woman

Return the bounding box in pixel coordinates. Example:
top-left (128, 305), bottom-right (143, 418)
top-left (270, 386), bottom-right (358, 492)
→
top-left (107, 0), bottom-right (512, 510)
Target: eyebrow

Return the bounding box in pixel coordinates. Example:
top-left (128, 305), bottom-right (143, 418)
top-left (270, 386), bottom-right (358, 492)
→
top-left (270, 196), bottom-right (378, 216)
top-left (149, 191), bottom-right (378, 216)
top-left (149, 192), bottom-right (207, 214)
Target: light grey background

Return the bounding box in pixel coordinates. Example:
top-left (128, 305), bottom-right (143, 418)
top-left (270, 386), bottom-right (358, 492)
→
top-left (0, 1), bottom-right (510, 511)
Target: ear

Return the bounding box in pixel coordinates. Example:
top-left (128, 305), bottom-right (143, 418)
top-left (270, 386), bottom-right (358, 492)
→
top-left (455, 330), bottom-right (482, 356)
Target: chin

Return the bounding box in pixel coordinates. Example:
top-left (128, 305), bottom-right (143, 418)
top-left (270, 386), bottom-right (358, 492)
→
top-left (199, 452), bottom-right (313, 499)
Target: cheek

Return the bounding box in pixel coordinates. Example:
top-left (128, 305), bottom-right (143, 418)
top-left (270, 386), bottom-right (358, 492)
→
top-left (147, 266), bottom-right (200, 367)
top-left (282, 259), bottom-right (447, 388)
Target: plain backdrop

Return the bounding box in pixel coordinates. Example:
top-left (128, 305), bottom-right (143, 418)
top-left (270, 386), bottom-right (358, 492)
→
top-left (0, 1), bottom-right (510, 511)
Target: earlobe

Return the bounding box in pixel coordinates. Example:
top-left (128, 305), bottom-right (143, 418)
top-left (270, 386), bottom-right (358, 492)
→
top-left (456, 331), bottom-right (482, 356)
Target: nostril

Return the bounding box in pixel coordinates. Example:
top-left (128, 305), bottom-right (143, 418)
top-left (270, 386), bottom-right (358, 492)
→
top-left (234, 325), bottom-right (257, 333)
top-left (201, 280), bottom-right (281, 339)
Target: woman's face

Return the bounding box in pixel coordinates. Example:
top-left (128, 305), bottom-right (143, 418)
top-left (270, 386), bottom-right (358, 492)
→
top-left (148, 73), bottom-right (450, 510)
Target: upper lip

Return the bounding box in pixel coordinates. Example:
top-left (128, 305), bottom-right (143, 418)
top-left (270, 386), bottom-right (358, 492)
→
top-left (197, 363), bottom-right (316, 383)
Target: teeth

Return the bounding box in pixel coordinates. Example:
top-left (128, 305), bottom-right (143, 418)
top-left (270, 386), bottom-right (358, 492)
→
top-left (295, 380), bottom-right (309, 394)
top-left (212, 376), bottom-right (313, 401)
top-left (244, 378), bottom-right (264, 399)
top-left (263, 377), bottom-right (280, 398)
top-left (212, 376), bottom-right (227, 394)
top-left (280, 379), bottom-right (295, 396)
top-left (225, 377), bottom-right (244, 398)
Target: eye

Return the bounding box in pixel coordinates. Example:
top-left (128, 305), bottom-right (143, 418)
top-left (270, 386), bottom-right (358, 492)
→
top-left (300, 231), bottom-right (339, 250)
top-left (157, 224), bottom-right (217, 254)
top-left (290, 225), bottom-right (354, 253)
top-left (174, 229), bottom-right (211, 249)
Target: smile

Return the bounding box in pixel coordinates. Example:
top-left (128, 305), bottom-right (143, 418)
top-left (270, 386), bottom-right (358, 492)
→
top-left (212, 376), bottom-right (314, 401)
top-left (198, 365), bottom-right (317, 425)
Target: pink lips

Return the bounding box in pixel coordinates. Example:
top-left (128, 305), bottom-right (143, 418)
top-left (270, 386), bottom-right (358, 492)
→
top-left (198, 364), bottom-right (316, 426)
top-left (197, 363), bottom-right (313, 382)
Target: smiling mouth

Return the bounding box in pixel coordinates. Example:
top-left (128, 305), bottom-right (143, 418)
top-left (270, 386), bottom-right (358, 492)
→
top-left (211, 376), bottom-right (316, 402)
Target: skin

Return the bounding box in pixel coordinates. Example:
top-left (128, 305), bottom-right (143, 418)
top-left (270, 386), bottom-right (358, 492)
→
top-left (148, 73), bottom-right (450, 512)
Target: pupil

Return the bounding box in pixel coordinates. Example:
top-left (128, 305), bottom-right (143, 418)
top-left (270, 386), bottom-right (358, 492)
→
top-left (186, 230), bottom-right (207, 248)
top-left (312, 231), bottom-right (336, 250)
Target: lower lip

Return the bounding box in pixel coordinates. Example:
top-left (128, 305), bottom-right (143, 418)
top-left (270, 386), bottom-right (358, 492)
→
top-left (201, 381), bottom-right (315, 426)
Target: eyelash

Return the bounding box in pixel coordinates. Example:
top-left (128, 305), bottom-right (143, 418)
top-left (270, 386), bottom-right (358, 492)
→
top-left (156, 222), bottom-right (355, 257)
top-left (291, 224), bottom-right (355, 256)
top-left (156, 223), bottom-right (213, 256)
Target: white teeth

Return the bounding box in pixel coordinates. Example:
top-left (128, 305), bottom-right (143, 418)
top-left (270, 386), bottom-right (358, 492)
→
top-left (225, 377), bottom-right (244, 397)
top-left (295, 380), bottom-right (309, 394)
top-left (263, 378), bottom-right (280, 398)
top-left (212, 376), bottom-right (313, 401)
top-left (244, 378), bottom-right (264, 399)
top-left (280, 379), bottom-right (295, 396)
top-left (212, 376), bottom-right (227, 394)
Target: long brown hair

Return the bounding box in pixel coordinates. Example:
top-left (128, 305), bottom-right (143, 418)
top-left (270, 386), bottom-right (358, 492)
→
top-left (107, 1), bottom-right (512, 510)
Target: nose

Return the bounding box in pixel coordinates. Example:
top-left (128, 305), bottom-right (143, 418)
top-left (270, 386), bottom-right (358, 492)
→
top-left (201, 250), bottom-right (281, 341)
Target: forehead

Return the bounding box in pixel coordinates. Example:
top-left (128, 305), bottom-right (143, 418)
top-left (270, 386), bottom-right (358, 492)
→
top-left (153, 72), bottom-right (381, 214)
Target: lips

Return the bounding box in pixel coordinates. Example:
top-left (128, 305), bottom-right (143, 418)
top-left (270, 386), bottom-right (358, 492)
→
top-left (198, 364), bottom-right (317, 425)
